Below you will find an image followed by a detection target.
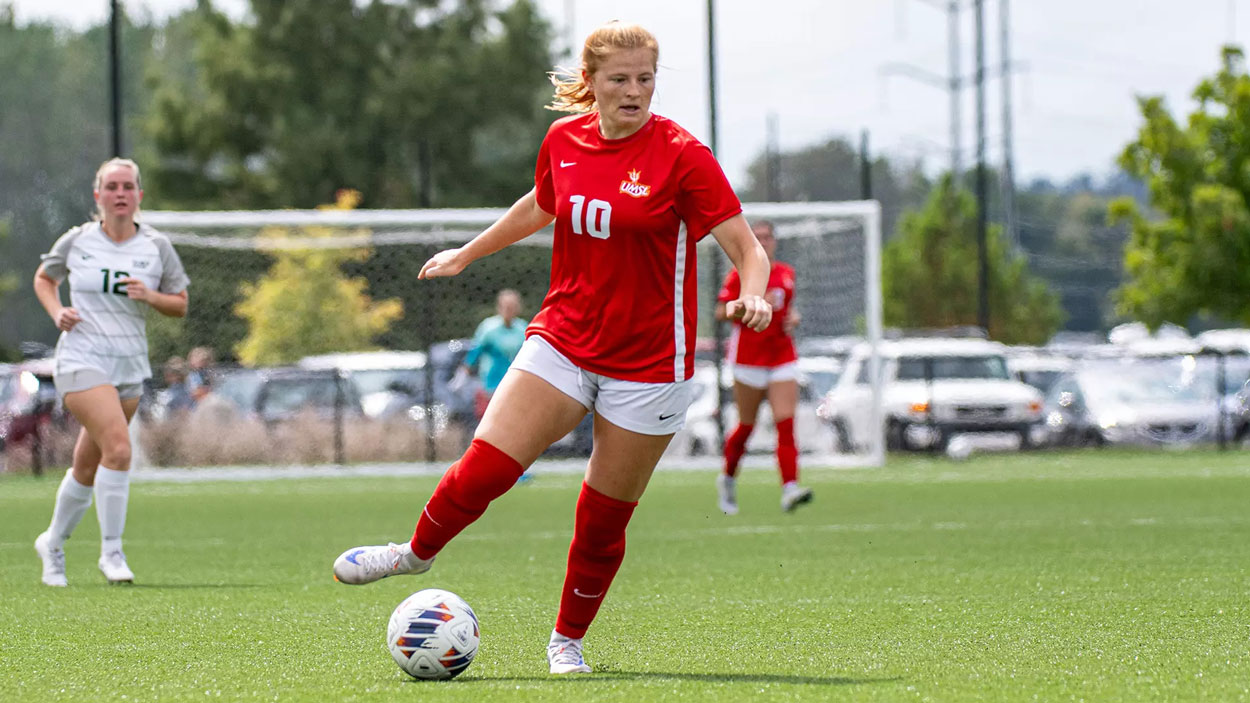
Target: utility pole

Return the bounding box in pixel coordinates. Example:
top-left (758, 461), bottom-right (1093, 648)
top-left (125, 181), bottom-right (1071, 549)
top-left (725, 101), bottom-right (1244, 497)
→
top-left (765, 112), bottom-right (781, 201)
top-left (860, 130), bottom-right (872, 200)
top-left (882, 0), bottom-right (962, 176)
top-left (564, 0), bottom-right (576, 59)
top-left (706, 0), bottom-right (727, 449)
top-left (1000, 0), bottom-right (1017, 248)
top-left (975, 0), bottom-right (989, 334)
top-left (946, 1), bottom-right (961, 176)
top-left (109, 0), bottom-right (122, 157)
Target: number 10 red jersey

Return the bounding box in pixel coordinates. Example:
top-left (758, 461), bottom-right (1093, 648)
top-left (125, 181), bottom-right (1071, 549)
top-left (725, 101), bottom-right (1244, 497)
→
top-left (527, 112), bottom-right (742, 383)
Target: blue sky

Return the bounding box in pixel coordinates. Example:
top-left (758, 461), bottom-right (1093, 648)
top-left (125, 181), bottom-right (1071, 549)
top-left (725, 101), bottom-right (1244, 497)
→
top-left (11, 0), bottom-right (1247, 189)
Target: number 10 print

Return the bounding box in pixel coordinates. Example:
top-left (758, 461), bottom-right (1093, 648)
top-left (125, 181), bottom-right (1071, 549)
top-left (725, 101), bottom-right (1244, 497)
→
top-left (568, 195), bottom-right (612, 239)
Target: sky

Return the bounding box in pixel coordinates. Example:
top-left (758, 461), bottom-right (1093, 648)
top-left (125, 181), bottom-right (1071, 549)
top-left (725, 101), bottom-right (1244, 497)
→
top-left (9, 0), bottom-right (1248, 189)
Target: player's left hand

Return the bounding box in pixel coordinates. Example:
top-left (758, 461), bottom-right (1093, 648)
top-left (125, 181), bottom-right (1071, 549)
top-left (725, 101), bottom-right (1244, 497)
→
top-left (119, 277), bottom-right (151, 303)
top-left (727, 295), bottom-right (772, 332)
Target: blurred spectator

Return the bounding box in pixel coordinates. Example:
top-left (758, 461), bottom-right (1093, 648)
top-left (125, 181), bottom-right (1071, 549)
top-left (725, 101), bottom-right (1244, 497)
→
top-left (463, 289), bottom-right (527, 418)
top-left (187, 346), bottom-right (216, 402)
top-left (157, 356), bottom-right (194, 416)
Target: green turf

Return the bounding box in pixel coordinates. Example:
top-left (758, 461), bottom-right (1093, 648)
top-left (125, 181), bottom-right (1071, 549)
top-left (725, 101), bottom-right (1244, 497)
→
top-left (2, 449), bottom-right (1249, 702)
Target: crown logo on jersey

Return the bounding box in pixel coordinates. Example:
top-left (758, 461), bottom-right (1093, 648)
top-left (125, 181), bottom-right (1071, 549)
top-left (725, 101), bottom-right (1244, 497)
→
top-left (619, 169), bottom-right (651, 198)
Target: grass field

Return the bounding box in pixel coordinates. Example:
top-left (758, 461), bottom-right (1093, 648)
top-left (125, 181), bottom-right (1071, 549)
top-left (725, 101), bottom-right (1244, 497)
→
top-left (2, 449), bottom-right (1249, 702)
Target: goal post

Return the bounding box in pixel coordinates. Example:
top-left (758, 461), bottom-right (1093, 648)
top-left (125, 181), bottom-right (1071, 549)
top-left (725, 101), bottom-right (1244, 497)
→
top-left (140, 201), bottom-right (883, 469)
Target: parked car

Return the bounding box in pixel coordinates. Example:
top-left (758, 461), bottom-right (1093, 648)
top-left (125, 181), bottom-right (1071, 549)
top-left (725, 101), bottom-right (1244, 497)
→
top-left (0, 357), bottom-right (60, 454)
top-left (821, 337), bottom-right (1044, 452)
top-left (674, 356), bottom-right (843, 457)
top-left (1007, 348), bottom-right (1075, 395)
top-left (299, 351), bottom-right (431, 420)
top-left (1043, 358), bottom-right (1219, 447)
top-left (254, 367), bottom-right (365, 426)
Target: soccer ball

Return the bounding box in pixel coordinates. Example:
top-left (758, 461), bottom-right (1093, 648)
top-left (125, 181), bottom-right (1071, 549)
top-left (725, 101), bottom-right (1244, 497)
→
top-left (387, 589), bottom-right (480, 680)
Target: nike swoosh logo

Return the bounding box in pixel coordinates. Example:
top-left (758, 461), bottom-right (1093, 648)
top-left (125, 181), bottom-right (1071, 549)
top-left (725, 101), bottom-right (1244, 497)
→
top-left (560, 160), bottom-right (577, 167)
top-left (572, 588), bottom-right (602, 598)
top-left (659, 413), bottom-right (677, 421)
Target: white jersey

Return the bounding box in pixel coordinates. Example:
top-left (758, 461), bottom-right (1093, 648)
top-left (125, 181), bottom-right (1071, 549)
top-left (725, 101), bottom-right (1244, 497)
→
top-left (40, 222), bottom-right (190, 385)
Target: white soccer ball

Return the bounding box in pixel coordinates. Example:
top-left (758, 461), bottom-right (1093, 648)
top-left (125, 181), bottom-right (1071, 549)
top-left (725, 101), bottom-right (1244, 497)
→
top-left (945, 435), bottom-right (974, 461)
top-left (387, 589), bottom-right (480, 680)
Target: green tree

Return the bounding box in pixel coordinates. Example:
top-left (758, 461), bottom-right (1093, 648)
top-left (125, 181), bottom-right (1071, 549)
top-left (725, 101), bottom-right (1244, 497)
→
top-left (1017, 187), bottom-right (1128, 331)
top-left (145, 0), bottom-right (554, 210)
top-left (0, 216), bottom-right (18, 360)
top-left (1112, 46), bottom-right (1250, 328)
top-left (0, 10), bottom-right (158, 346)
top-left (232, 192), bottom-right (404, 366)
top-left (883, 177), bottom-right (1064, 344)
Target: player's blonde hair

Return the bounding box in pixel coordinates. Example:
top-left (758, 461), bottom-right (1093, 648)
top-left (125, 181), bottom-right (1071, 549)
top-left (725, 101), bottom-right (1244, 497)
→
top-left (92, 157), bottom-right (143, 221)
top-left (547, 21), bottom-right (659, 113)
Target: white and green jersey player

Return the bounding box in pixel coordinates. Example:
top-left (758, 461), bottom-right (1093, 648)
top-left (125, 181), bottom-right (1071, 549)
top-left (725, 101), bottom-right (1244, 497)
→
top-left (40, 221), bottom-right (189, 398)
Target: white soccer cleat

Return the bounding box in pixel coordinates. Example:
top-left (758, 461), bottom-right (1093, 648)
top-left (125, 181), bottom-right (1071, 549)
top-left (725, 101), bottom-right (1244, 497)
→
top-left (716, 474), bottom-right (739, 515)
top-left (547, 636), bottom-right (592, 675)
top-left (780, 482), bottom-right (814, 512)
top-left (98, 549), bottom-right (135, 584)
top-left (333, 542), bottom-right (432, 585)
top-left (35, 532), bottom-right (68, 587)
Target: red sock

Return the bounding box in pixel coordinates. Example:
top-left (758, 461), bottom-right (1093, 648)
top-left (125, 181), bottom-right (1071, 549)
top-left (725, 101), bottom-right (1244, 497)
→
top-left (776, 417), bottom-right (798, 484)
top-left (410, 438), bottom-right (524, 560)
top-left (554, 482), bottom-right (638, 639)
top-left (724, 423), bottom-right (754, 477)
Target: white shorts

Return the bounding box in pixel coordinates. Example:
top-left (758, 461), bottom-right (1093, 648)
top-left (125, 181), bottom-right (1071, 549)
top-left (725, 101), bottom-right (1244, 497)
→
top-left (510, 336), bottom-right (695, 436)
top-left (732, 361), bottom-right (799, 390)
top-left (53, 366), bottom-right (144, 399)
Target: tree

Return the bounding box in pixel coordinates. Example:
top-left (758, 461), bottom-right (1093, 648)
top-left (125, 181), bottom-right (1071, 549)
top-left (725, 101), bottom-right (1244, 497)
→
top-left (0, 11), bottom-right (158, 346)
top-left (883, 177), bottom-right (1064, 344)
top-left (144, 0), bottom-right (554, 210)
top-left (1016, 187), bottom-right (1127, 332)
top-left (1112, 46), bottom-right (1250, 328)
top-left (0, 217), bottom-right (18, 361)
top-left (232, 191), bottom-right (404, 365)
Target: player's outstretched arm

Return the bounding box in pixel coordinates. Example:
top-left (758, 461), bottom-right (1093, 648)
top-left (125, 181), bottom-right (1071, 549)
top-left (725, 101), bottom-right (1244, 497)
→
top-left (711, 214), bottom-right (772, 332)
top-left (419, 189), bottom-right (555, 280)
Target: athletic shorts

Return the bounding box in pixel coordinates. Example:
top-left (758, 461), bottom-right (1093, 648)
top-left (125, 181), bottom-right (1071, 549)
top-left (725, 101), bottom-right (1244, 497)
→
top-left (54, 366), bottom-right (144, 400)
top-left (732, 361), bottom-right (799, 390)
top-left (510, 336), bottom-right (695, 436)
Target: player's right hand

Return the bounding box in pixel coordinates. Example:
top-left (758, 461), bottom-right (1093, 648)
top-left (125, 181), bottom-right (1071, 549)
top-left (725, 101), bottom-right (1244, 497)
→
top-left (418, 248), bottom-right (469, 279)
top-left (53, 307), bottom-right (81, 331)
top-left (727, 295), bottom-right (772, 333)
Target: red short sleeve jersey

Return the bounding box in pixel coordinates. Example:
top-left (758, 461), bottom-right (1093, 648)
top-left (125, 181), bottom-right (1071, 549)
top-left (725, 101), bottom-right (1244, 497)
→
top-left (718, 261), bottom-right (798, 367)
top-left (528, 112), bottom-right (742, 383)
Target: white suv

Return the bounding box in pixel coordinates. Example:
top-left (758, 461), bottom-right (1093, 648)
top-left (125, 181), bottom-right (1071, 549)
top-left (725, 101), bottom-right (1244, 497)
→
top-left (819, 338), bottom-right (1044, 451)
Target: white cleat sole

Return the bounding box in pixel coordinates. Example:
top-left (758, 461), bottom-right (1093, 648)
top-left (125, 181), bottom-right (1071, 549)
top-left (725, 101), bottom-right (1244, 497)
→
top-left (781, 488), bottom-right (814, 512)
top-left (550, 663), bottom-right (593, 675)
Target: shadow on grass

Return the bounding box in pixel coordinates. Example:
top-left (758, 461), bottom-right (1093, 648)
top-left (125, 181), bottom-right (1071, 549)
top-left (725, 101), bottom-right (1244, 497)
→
top-left (125, 583), bottom-right (267, 589)
top-left (456, 671), bottom-right (900, 686)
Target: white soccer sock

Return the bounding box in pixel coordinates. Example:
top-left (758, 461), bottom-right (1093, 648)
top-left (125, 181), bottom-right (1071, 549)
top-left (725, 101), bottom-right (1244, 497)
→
top-left (47, 469), bottom-right (93, 549)
top-left (94, 466), bottom-right (131, 554)
top-left (549, 629), bottom-right (581, 647)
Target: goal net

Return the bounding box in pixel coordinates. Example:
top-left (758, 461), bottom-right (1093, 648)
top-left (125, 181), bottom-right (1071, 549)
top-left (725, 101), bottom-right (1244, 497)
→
top-left (137, 202), bottom-right (883, 470)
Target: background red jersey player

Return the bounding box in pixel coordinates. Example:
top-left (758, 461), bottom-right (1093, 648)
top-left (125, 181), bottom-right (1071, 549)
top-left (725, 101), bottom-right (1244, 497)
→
top-left (716, 220), bottom-right (814, 514)
top-left (332, 21), bottom-right (774, 675)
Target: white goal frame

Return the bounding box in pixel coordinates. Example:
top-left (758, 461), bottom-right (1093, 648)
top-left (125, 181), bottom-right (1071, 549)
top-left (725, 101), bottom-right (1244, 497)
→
top-left (143, 200), bottom-right (884, 469)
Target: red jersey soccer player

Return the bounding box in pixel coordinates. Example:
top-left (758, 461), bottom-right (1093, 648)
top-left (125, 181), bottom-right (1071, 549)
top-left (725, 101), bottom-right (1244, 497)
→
top-left (716, 220), bottom-right (814, 514)
top-left (332, 21), bottom-right (774, 675)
